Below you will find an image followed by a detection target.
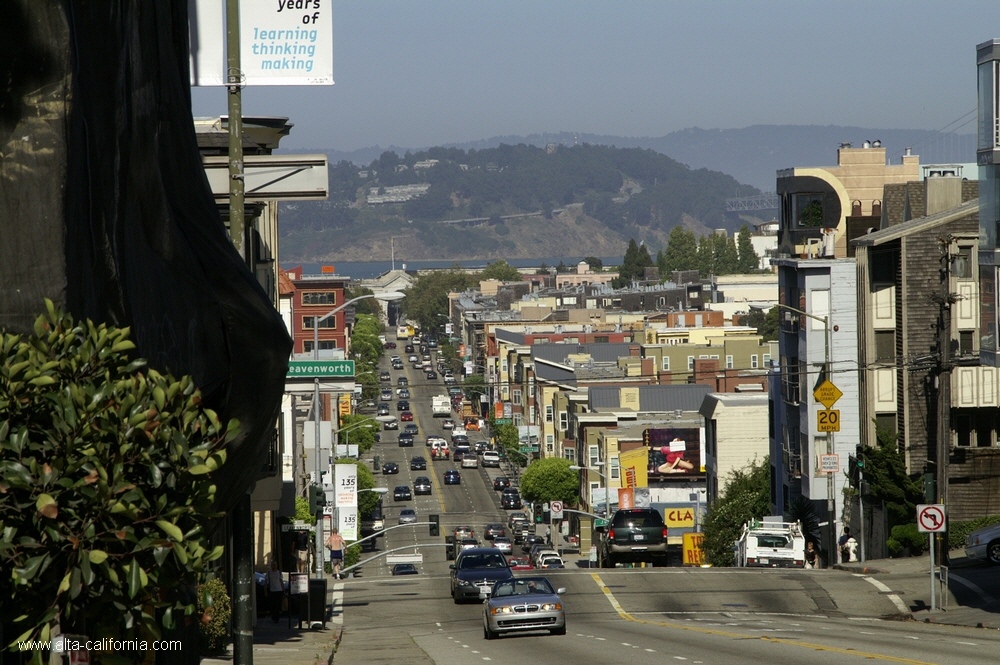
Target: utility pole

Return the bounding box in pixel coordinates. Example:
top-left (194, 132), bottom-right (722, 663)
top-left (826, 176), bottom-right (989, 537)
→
top-left (934, 239), bottom-right (956, 563)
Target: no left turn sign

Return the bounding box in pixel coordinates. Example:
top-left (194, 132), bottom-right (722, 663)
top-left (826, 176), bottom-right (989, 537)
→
top-left (550, 501), bottom-right (564, 519)
top-left (917, 504), bottom-right (946, 533)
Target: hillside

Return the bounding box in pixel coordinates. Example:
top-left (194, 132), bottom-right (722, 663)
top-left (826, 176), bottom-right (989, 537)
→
top-left (278, 143), bottom-right (750, 262)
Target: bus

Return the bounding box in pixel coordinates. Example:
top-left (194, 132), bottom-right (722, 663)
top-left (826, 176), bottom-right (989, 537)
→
top-left (396, 324), bottom-right (414, 340)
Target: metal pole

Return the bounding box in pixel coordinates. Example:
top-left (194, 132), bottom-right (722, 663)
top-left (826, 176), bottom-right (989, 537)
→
top-left (226, 0), bottom-right (245, 260)
top-left (604, 459), bottom-right (610, 521)
top-left (937, 242), bottom-right (953, 565)
top-left (314, 376), bottom-right (324, 578)
top-left (232, 492), bottom-right (253, 665)
top-left (823, 315), bottom-right (837, 564)
top-left (930, 533), bottom-right (937, 611)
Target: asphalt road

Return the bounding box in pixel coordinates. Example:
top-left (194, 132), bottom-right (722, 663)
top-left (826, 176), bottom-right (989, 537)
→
top-left (335, 339), bottom-right (1000, 665)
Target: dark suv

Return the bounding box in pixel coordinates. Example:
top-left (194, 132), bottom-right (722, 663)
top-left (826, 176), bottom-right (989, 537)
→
top-left (598, 508), bottom-right (668, 568)
top-left (501, 490), bottom-right (522, 510)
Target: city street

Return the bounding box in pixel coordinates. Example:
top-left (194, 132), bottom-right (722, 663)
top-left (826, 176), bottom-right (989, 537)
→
top-left (330, 340), bottom-right (1000, 665)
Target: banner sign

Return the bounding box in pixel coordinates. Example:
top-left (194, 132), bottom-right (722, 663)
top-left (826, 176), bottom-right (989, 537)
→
top-left (334, 463), bottom-right (357, 507)
top-left (336, 506), bottom-right (358, 541)
top-left (618, 448), bottom-right (649, 488)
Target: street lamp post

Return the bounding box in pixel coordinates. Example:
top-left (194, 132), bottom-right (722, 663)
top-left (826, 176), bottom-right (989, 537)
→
top-left (774, 302), bottom-right (840, 562)
top-left (310, 292), bottom-right (403, 579)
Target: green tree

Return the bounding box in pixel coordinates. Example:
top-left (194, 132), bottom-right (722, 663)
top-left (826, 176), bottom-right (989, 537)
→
top-left (583, 256), bottom-right (603, 271)
top-left (741, 306), bottom-right (779, 341)
top-left (402, 270), bottom-right (478, 331)
top-left (463, 373), bottom-right (487, 401)
top-left (0, 303), bottom-right (233, 652)
top-left (333, 459), bottom-right (381, 522)
top-left (338, 414), bottom-right (379, 454)
top-left (295, 497), bottom-right (317, 525)
top-left (864, 425), bottom-right (923, 529)
top-left (736, 224), bottom-right (760, 273)
top-left (612, 238), bottom-right (654, 287)
top-left (519, 458), bottom-right (579, 505)
top-left (480, 259), bottom-right (522, 282)
top-left (701, 456), bottom-right (771, 567)
top-left (344, 287), bottom-right (381, 317)
top-left (662, 225), bottom-right (698, 274)
top-left (493, 422), bottom-right (519, 456)
top-left (713, 233), bottom-right (739, 275)
top-left (696, 235), bottom-right (715, 277)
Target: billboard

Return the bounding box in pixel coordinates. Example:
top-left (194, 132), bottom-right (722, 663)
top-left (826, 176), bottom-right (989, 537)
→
top-left (618, 448), bottom-right (649, 488)
top-left (642, 428), bottom-right (705, 478)
top-left (336, 506), bottom-right (358, 541)
top-left (334, 463), bottom-right (357, 507)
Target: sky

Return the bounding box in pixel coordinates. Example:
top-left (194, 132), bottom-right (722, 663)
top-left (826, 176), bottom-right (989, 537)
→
top-left (191, 1), bottom-right (996, 152)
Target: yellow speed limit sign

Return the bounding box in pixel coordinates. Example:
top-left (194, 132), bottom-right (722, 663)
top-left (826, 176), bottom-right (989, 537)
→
top-left (817, 409), bottom-right (841, 432)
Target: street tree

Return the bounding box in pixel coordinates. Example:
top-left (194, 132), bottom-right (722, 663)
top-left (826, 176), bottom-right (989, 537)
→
top-left (701, 456), bottom-right (770, 566)
top-left (479, 259), bottom-right (521, 282)
top-left (345, 287), bottom-right (381, 318)
top-left (661, 225), bottom-right (698, 274)
top-left (0, 303), bottom-right (233, 652)
top-left (338, 414), bottom-right (379, 454)
top-left (519, 458), bottom-right (579, 505)
top-left (402, 270), bottom-right (478, 331)
top-left (736, 224), bottom-right (760, 273)
top-left (463, 373), bottom-right (487, 401)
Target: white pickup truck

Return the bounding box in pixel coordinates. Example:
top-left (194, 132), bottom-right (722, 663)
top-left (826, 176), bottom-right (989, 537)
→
top-left (735, 517), bottom-right (805, 568)
top-left (432, 395), bottom-right (451, 417)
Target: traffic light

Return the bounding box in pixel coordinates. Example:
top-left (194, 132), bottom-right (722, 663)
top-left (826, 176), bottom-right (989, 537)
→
top-left (848, 455), bottom-right (859, 487)
top-left (429, 514), bottom-right (440, 537)
top-left (922, 472), bottom-right (937, 504)
top-left (309, 484), bottom-right (325, 514)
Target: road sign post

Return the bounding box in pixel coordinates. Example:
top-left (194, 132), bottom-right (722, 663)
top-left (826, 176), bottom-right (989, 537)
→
top-left (917, 504), bottom-right (947, 611)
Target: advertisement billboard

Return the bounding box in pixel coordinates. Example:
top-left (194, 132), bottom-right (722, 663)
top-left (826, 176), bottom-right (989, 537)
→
top-left (642, 428), bottom-right (705, 478)
top-left (618, 448), bottom-right (649, 488)
top-left (334, 463), bottom-right (357, 507)
top-left (336, 506), bottom-right (358, 541)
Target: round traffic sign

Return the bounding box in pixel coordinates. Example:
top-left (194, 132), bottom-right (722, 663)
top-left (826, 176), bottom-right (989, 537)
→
top-left (917, 504), bottom-right (946, 533)
top-left (550, 500), bottom-right (563, 514)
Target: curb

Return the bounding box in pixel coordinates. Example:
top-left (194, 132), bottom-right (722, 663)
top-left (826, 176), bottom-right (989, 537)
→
top-left (325, 625), bottom-right (343, 665)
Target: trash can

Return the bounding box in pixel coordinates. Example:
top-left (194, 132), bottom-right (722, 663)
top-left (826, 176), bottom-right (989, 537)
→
top-left (308, 578), bottom-right (328, 626)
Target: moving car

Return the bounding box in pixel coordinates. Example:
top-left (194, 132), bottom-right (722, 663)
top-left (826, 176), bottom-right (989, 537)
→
top-left (414, 476), bottom-right (432, 495)
top-left (391, 360), bottom-right (404, 370)
top-left (383, 342), bottom-right (397, 350)
top-left (393, 485), bottom-right (412, 501)
top-left (521, 534), bottom-right (544, 554)
top-left (391, 563), bottom-right (418, 576)
top-left (407, 353), bottom-right (418, 362)
top-left (461, 454), bottom-right (479, 469)
top-left (398, 508), bottom-right (417, 524)
top-left (426, 435), bottom-right (446, 448)
top-left (382, 462), bottom-right (399, 475)
top-left (493, 476), bottom-right (511, 491)
top-left (484, 524), bottom-right (505, 540)
top-left (450, 548), bottom-right (514, 604)
top-left (379, 371), bottom-right (391, 382)
top-left (398, 433), bottom-right (414, 447)
top-left (965, 522), bottom-right (1000, 564)
top-left (598, 508), bottom-right (669, 568)
top-left (482, 577), bottom-right (566, 638)
top-left (383, 418), bottom-right (398, 431)
top-left (458, 537), bottom-right (479, 553)
top-left (426, 370), bottom-right (438, 380)
top-left (377, 403), bottom-right (390, 416)
top-left (410, 456), bottom-right (427, 471)
top-left (442, 419), bottom-right (455, 430)
top-left (404, 424), bottom-right (419, 436)
top-left (501, 490), bottom-right (522, 510)
top-left (508, 512), bottom-right (528, 530)
top-left (481, 451), bottom-right (501, 468)
top-left (400, 411), bottom-right (414, 422)
top-left (444, 469), bottom-right (461, 485)
top-left (397, 376), bottom-right (409, 386)
top-left (397, 388), bottom-right (411, 399)
top-left (507, 557), bottom-right (533, 571)
top-left (493, 537), bottom-right (513, 555)
top-left (396, 400), bottom-right (409, 411)
top-left (538, 555), bottom-right (564, 569)
top-left (380, 388), bottom-right (393, 400)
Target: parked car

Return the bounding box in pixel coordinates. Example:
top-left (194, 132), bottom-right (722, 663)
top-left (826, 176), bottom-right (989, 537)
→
top-left (965, 522), bottom-right (1000, 564)
top-left (442, 419), bottom-right (455, 430)
top-left (398, 508), bottom-right (417, 524)
top-left (383, 418), bottom-right (398, 430)
top-left (391, 563), bottom-right (418, 576)
top-left (493, 476), bottom-right (511, 491)
top-left (414, 476), bottom-right (432, 495)
top-left (449, 548), bottom-right (514, 604)
top-left (444, 469), bottom-right (461, 485)
top-left (482, 577), bottom-right (566, 638)
top-left (444, 376), bottom-right (457, 386)
top-left (382, 462), bottom-right (399, 475)
top-left (393, 485), bottom-right (412, 501)
top-left (398, 433), bottom-right (414, 447)
top-left (400, 411), bottom-right (414, 422)
top-left (484, 524), bottom-right (505, 540)
top-left (410, 456), bottom-right (427, 471)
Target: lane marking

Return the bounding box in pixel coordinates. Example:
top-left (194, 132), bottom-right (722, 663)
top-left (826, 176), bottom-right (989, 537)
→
top-left (856, 574), bottom-right (909, 614)
top-left (957, 642), bottom-right (977, 646)
top-left (590, 573), bottom-right (938, 665)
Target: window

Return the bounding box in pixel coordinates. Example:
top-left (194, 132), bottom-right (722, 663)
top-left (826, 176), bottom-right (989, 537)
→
top-left (545, 405), bottom-right (554, 422)
top-left (662, 356), bottom-right (670, 372)
top-left (875, 330), bottom-right (895, 362)
top-left (513, 414), bottom-right (523, 426)
top-left (960, 330), bottom-right (975, 355)
top-left (594, 336), bottom-right (609, 343)
top-left (302, 291), bottom-right (338, 305)
top-left (529, 406), bottom-right (535, 423)
top-left (559, 412), bottom-right (568, 431)
top-left (564, 448), bottom-right (576, 462)
top-left (726, 355), bottom-right (734, 369)
top-left (794, 193), bottom-right (825, 227)
top-left (512, 389), bottom-right (522, 406)
top-left (687, 356), bottom-right (695, 370)
top-left (546, 441), bottom-right (555, 454)
top-left (546, 434), bottom-right (554, 444)
top-left (763, 354), bottom-right (771, 365)
top-left (562, 296), bottom-right (577, 305)
top-left (610, 457), bottom-right (620, 480)
top-left (303, 341), bottom-right (337, 352)
top-left (533, 337), bottom-right (549, 344)
top-left (302, 316), bottom-right (337, 329)
top-left (501, 359), bottom-right (508, 372)
top-left (589, 445), bottom-right (600, 467)
top-left (874, 413), bottom-right (897, 436)
top-left (751, 354), bottom-right (759, 369)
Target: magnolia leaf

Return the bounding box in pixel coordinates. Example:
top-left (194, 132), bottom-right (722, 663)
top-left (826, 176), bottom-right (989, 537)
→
top-left (29, 375), bottom-right (58, 387)
top-left (88, 550), bottom-right (108, 564)
top-left (188, 464), bottom-right (210, 475)
top-left (153, 386), bottom-right (166, 410)
top-left (36, 494), bottom-right (58, 519)
top-left (127, 561), bottom-right (142, 598)
top-left (111, 340), bottom-right (136, 352)
top-left (156, 520), bottom-right (184, 542)
top-left (57, 572), bottom-right (71, 594)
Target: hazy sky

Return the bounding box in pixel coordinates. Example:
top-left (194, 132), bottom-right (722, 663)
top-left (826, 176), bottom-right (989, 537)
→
top-left (191, 1), bottom-right (995, 151)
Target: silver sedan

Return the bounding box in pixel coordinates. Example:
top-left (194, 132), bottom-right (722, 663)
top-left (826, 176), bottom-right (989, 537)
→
top-left (482, 577), bottom-right (566, 639)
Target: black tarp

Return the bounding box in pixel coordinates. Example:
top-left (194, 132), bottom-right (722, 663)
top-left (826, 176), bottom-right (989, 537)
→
top-left (1, 1), bottom-right (292, 512)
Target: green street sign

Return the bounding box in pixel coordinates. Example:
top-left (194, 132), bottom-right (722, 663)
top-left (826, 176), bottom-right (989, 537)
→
top-left (495, 418), bottom-right (512, 425)
top-left (518, 445), bottom-right (536, 453)
top-left (287, 359), bottom-right (355, 378)
top-left (595, 518), bottom-right (609, 528)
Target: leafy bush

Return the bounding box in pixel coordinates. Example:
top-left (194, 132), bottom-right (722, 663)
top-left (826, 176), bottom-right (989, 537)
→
top-left (949, 515), bottom-right (1000, 551)
top-left (702, 457), bottom-right (770, 567)
top-left (197, 577), bottom-right (230, 654)
top-left (0, 302), bottom-right (235, 656)
top-left (887, 523), bottom-right (926, 557)
top-left (344, 543), bottom-right (362, 569)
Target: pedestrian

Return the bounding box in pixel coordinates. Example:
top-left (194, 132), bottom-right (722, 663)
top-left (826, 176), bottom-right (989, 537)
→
top-left (265, 559), bottom-right (284, 622)
top-left (804, 540), bottom-right (819, 569)
top-left (545, 526), bottom-right (551, 546)
top-left (326, 528), bottom-right (347, 579)
top-left (294, 529), bottom-right (310, 573)
top-left (838, 527), bottom-right (858, 563)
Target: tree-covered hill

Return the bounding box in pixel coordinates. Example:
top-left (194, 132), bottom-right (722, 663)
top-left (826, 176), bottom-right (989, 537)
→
top-left (278, 143), bottom-right (758, 261)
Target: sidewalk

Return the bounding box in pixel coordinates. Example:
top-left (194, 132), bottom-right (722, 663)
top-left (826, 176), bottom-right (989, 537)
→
top-left (835, 549), bottom-right (1000, 629)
